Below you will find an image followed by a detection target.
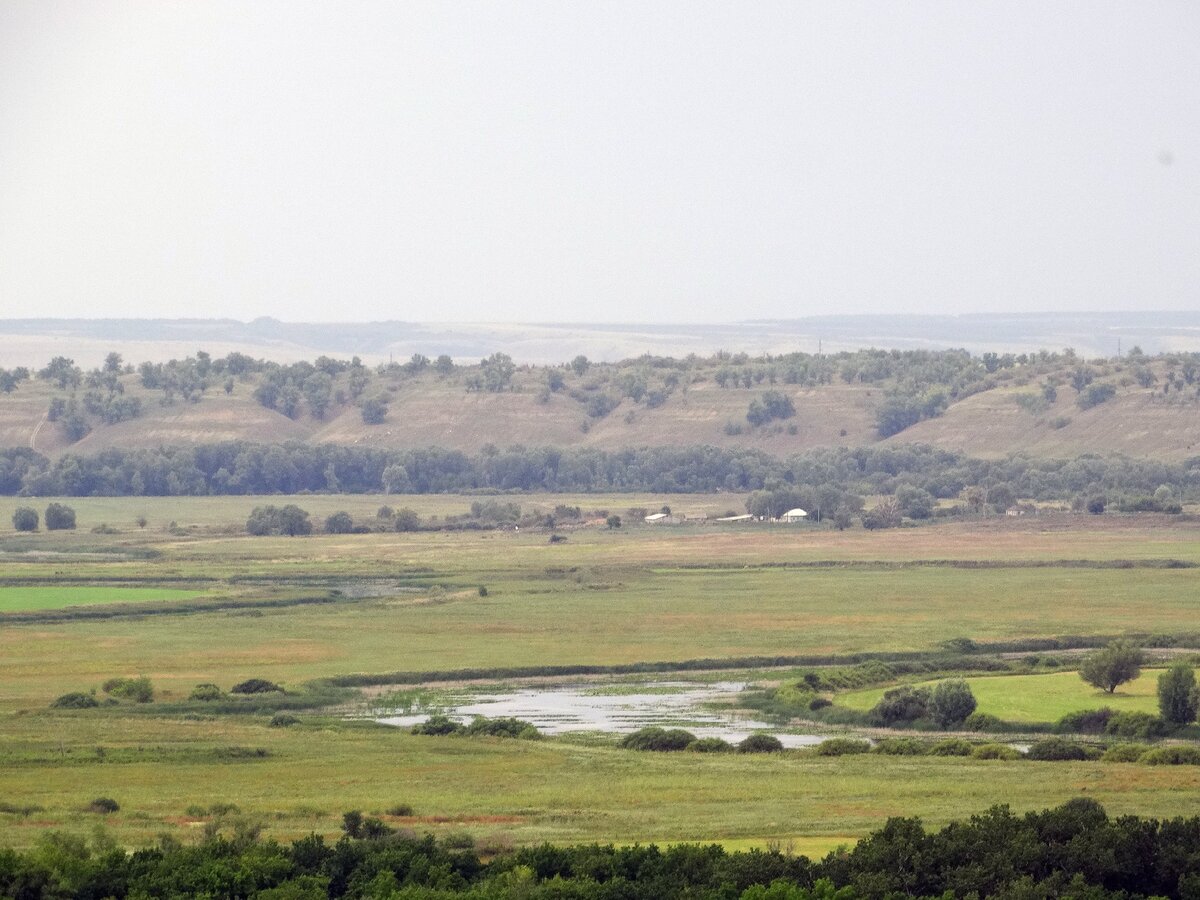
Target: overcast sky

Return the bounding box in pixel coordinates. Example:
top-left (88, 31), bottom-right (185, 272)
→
top-left (0, 2), bottom-right (1196, 323)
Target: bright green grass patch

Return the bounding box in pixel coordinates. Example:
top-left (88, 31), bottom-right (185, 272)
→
top-left (0, 585), bottom-right (206, 613)
top-left (838, 670), bottom-right (1165, 722)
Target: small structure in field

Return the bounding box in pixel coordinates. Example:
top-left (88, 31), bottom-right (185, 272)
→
top-left (780, 508), bottom-right (808, 522)
top-left (716, 514), bottom-right (753, 523)
top-left (644, 512), bottom-right (669, 524)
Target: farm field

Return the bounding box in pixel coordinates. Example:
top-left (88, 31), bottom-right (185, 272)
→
top-left (838, 669), bottom-right (1165, 723)
top-left (0, 584), bottom-right (207, 612)
top-left (2, 507), bottom-right (1200, 851)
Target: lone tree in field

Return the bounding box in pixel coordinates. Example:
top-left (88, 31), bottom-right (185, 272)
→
top-left (930, 679), bottom-right (978, 728)
top-left (1157, 662), bottom-right (1199, 725)
top-left (1079, 641), bottom-right (1143, 693)
top-left (12, 507), bottom-right (38, 532)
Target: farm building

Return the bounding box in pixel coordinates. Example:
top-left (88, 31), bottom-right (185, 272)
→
top-left (644, 512), bottom-right (684, 524)
top-left (716, 514), bottom-right (753, 523)
top-left (780, 508), bottom-right (808, 522)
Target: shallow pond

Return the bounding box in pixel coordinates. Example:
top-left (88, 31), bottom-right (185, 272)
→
top-left (374, 681), bottom-right (828, 748)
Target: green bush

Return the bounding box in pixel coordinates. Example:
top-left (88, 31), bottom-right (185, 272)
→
top-left (963, 712), bottom-right (1005, 732)
top-left (620, 727), bottom-right (696, 752)
top-left (868, 685), bottom-right (930, 726)
top-left (230, 678), bottom-right (283, 694)
top-left (50, 691), bottom-right (98, 709)
top-left (324, 511), bottom-right (354, 534)
top-left (11, 507), bottom-right (38, 532)
top-left (1104, 711), bottom-right (1169, 740)
top-left (815, 738), bottom-right (871, 756)
top-left (44, 502), bottom-right (76, 531)
top-left (102, 676), bottom-right (154, 703)
top-left (86, 798), bottom-right (119, 814)
top-left (1056, 708), bottom-right (1114, 734)
top-left (687, 737), bottom-right (733, 753)
top-left (1026, 738), bottom-right (1090, 761)
top-left (1101, 743), bottom-right (1152, 763)
top-left (410, 715), bottom-right (463, 736)
top-left (737, 734), bottom-right (784, 753)
top-left (386, 803), bottom-right (414, 816)
top-left (269, 712), bottom-right (300, 728)
top-left (972, 743), bottom-right (1022, 761)
top-left (929, 738), bottom-right (974, 757)
top-left (1157, 662), bottom-right (1199, 725)
top-left (1140, 745), bottom-right (1200, 766)
top-left (872, 737), bottom-right (928, 756)
top-left (463, 717), bottom-right (542, 740)
top-left (189, 683), bottom-right (226, 702)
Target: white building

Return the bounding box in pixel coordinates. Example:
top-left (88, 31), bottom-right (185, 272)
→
top-left (780, 508), bottom-right (808, 522)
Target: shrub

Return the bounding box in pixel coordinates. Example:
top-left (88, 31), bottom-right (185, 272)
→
top-left (873, 738), bottom-right (928, 756)
top-left (11, 507), bottom-right (38, 532)
top-left (737, 734), bottom-right (784, 753)
top-left (1158, 662), bottom-right (1199, 725)
top-left (1101, 743), bottom-right (1152, 763)
top-left (971, 743), bottom-right (1022, 761)
top-left (808, 697), bottom-right (832, 711)
top-left (230, 678), bottom-right (283, 694)
top-left (1026, 738), bottom-right (1090, 761)
top-left (50, 691), bottom-right (98, 709)
top-left (44, 502), bottom-right (76, 530)
top-left (815, 738), bottom-right (871, 756)
top-left (963, 712), bottom-right (1004, 732)
top-left (463, 717), bottom-right (541, 740)
top-left (189, 683), bottom-right (226, 702)
top-left (86, 798), bottom-right (120, 814)
top-left (410, 715), bottom-right (463, 736)
top-left (1104, 711), bottom-right (1169, 740)
top-left (386, 803), bottom-right (415, 817)
top-left (620, 727), bottom-right (696, 751)
top-left (930, 679), bottom-right (977, 728)
top-left (687, 737), bottom-right (733, 753)
top-left (929, 738), bottom-right (974, 757)
top-left (1140, 745), bottom-right (1200, 766)
top-left (102, 676), bottom-right (154, 703)
top-left (324, 511), bottom-right (354, 534)
top-left (393, 508), bottom-right (421, 532)
top-left (269, 712), bottom-right (300, 728)
top-left (868, 685), bottom-right (930, 726)
top-left (1057, 708), bottom-right (1115, 734)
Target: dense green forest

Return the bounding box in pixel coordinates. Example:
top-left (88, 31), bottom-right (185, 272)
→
top-left (2, 800), bottom-right (1199, 898)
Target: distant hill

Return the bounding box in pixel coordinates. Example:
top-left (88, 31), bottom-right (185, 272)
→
top-left (2, 343), bottom-right (1199, 461)
top-left (2, 312), bottom-right (1200, 368)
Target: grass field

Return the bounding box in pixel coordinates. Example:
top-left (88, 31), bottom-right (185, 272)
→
top-left (838, 669), bottom-right (1165, 723)
top-left (0, 585), bottom-right (207, 612)
top-left (3, 511), bottom-right (1200, 850)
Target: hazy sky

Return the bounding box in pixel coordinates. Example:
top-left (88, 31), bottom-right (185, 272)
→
top-left (1, 2), bottom-right (1197, 323)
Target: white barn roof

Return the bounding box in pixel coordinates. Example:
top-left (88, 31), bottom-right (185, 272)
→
top-left (782, 508), bottom-right (808, 518)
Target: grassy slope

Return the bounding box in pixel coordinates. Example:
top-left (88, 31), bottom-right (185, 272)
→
top-left (0, 585), bottom-right (206, 612)
top-left (4, 358), bottom-right (1198, 459)
top-left (839, 670), bottom-right (1164, 722)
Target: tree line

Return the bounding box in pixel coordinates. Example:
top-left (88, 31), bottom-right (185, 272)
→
top-left (1, 442), bottom-right (1198, 503)
top-left (4, 800), bottom-right (1200, 897)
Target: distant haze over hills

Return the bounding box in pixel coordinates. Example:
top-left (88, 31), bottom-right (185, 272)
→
top-left (1, 312), bottom-right (1198, 368)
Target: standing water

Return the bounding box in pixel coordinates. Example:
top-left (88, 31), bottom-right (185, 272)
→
top-left (374, 681), bottom-right (827, 748)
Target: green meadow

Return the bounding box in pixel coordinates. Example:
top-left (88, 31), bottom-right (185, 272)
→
top-left (2, 506), bottom-right (1200, 849)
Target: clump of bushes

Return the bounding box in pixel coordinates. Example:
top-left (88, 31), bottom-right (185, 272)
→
top-left (102, 676), bottom-right (154, 703)
top-left (463, 717), bottom-right (541, 740)
top-left (44, 502), bottom-right (76, 531)
top-left (51, 691), bottom-right (98, 709)
top-left (1101, 743), bottom-right (1152, 763)
top-left (873, 737), bottom-right (928, 756)
top-left (971, 743), bottom-right (1022, 761)
top-left (86, 798), bottom-right (120, 814)
top-left (231, 678), bottom-right (283, 695)
top-left (411, 715), bottom-right (462, 736)
top-left (815, 738), bottom-right (871, 756)
top-left (868, 686), bottom-right (931, 727)
top-left (1140, 746), bottom-right (1200, 766)
top-left (620, 727), bottom-right (696, 752)
top-left (737, 734), bottom-right (783, 753)
top-left (189, 683), bottom-right (226, 702)
top-left (1026, 738), bottom-right (1097, 761)
top-left (386, 803), bottom-right (415, 817)
top-left (687, 737), bottom-right (733, 753)
top-left (963, 712), bottom-right (1005, 733)
top-left (269, 712), bottom-right (300, 728)
top-left (11, 507), bottom-right (38, 532)
top-left (929, 738), bottom-right (974, 757)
